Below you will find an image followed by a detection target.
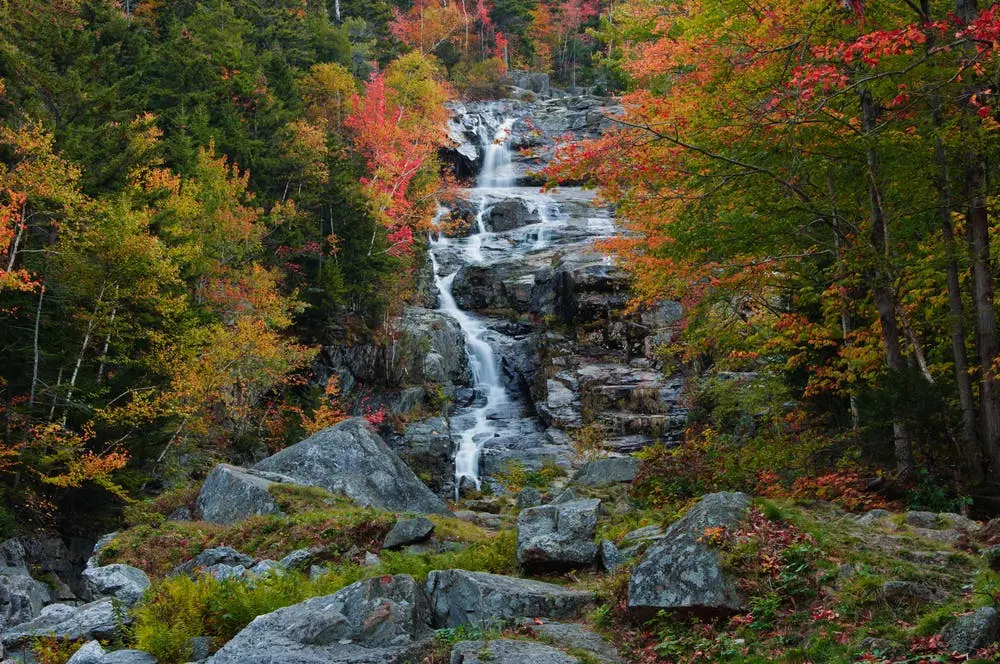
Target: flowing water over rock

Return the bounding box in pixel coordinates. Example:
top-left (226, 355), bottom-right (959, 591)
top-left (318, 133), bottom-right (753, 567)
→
top-left (430, 99), bottom-right (687, 494)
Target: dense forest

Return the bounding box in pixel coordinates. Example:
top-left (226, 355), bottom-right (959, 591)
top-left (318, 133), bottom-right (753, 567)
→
top-left (0, 0), bottom-right (606, 532)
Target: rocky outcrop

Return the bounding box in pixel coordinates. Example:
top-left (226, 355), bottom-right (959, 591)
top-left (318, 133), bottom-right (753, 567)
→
top-left (319, 307), bottom-right (469, 408)
top-left (426, 570), bottom-right (594, 628)
top-left (81, 564), bottom-right (149, 607)
top-left (0, 573), bottom-right (51, 631)
top-left (171, 547), bottom-right (255, 578)
top-left (450, 639), bottom-right (580, 664)
top-left (387, 417), bottom-right (455, 496)
top-left (195, 464), bottom-right (296, 525)
top-left (571, 456), bottom-right (640, 487)
top-left (206, 575), bottom-right (433, 664)
top-left (516, 499), bottom-right (600, 570)
top-left (254, 418), bottom-right (450, 515)
top-left (628, 492), bottom-right (751, 618)
top-left (2, 599), bottom-right (124, 650)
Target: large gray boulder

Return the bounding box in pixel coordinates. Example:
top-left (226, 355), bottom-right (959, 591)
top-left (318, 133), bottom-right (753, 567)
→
top-left (940, 606), bottom-right (1000, 654)
top-left (516, 499), bottom-right (600, 570)
top-left (196, 464), bottom-right (297, 524)
top-left (482, 199), bottom-right (541, 232)
top-left (628, 492), bottom-right (751, 618)
top-left (0, 573), bottom-right (51, 630)
top-left (426, 570), bottom-right (594, 628)
top-left (450, 639), bottom-right (579, 664)
top-left (67, 641), bottom-right (157, 664)
top-left (82, 564), bottom-right (150, 607)
top-left (206, 575), bottom-right (433, 664)
top-left (389, 418), bottom-right (455, 496)
top-left (571, 456), bottom-right (640, 488)
top-left (254, 419), bottom-right (449, 515)
top-left (383, 518), bottom-right (435, 550)
top-left (2, 599), bottom-right (123, 650)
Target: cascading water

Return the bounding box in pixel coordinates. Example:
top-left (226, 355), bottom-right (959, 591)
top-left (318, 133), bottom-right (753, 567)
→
top-left (430, 104), bottom-right (619, 494)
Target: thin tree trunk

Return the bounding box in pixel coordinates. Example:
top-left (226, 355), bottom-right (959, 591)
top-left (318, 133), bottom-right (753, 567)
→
top-left (860, 88), bottom-right (915, 478)
top-left (48, 367), bottom-right (63, 421)
top-left (29, 285), bottom-right (44, 407)
top-left (965, 155), bottom-right (1000, 479)
top-left (935, 137), bottom-right (982, 479)
top-left (96, 285), bottom-right (119, 384)
top-left (828, 169), bottom-right (860, 429)
top-left (63, 283), bottom-right (106, 424)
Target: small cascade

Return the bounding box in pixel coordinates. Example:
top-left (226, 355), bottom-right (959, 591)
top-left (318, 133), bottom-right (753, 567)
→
top-left (477, 118), bottom-right (516, 189)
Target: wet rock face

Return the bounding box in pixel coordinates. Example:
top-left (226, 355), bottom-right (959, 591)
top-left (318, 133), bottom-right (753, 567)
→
top-left (628, 492), bottom-right (751, 618)
top-left (387, 417), bottom-right (455, 497)
top-left (254, 418), bottom-right (450, 515)
top-left (482, 199), bottom-right (541, 232)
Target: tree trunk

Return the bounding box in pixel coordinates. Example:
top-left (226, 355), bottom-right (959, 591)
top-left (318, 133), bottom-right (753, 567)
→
top-left (860, 88), bottom-right (915, 478)
top-left (935, 136), bottom-right (982, 480)
top-left (29, 285), bottom-right (44, 408)
top-left (965, 155), bottom-right (1000, 479)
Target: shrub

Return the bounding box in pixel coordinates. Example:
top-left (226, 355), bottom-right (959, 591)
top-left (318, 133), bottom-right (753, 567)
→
top-left (133, 567), bottom-right (365, 664)
top-left (104, 505), bottom-right (394, 577)
top-left (31, 637), bottom-right (86, 664)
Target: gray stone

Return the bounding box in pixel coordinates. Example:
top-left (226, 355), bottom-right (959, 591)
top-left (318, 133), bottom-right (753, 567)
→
top-left (278, 549), bottom-right (316, 570)
top-left (517, 487), bottom-right (542, 509)
top-left (391, 418), bottom-right (455, 496)
top-left (206, 575), bottom-right (432, 664)
top-left (483, 199), bottom-right (541, 232)
top-left (0, 573), bottom-right (51, 629)
top-left (172, 547), bottom-right (254, 577)
top-left (82, 564), bottom-right (150, 606)
top-left (67, 641), bottom-right (107, 664)
top-left (517, 499), bottom-right (600, 570)
top-left (599, 539), bottom-right (623, 573)
top-left (878, 581), bottom-right (943, 606)
top-left (188, 636), bottom-right (213, 661)
top-left (67, 642), bottom-right (157, 664)
top-left (518, 619), bottom-right (623, 663)
top-left (196, 464), bottom-right (294, 525)
top-left (0, 542), bottom-right (28, 576)
top-left (167, 506), bottom-right (192, 522)
top-left (940, 606), bottom-right (1000, 654)
top-left (622, 525), bottom-right (663, 543)
top-left (938, 512), bottom-right (980, 531)
top-left (383, 518), bottom-right (435, 550)
top-left (250, 560), bottom-right (281, 576)
top-left (628, 492), bottom-right (751, 617)
top-left (86, 533), bottom-right (118, 569)
top-left (854, 509), bottom-right (891, 527)
top-left (2, 599), bottom-right (123, 649)
top-left (203, 564), bottom-right (247, 581)
top-left (254, 419), bottom-right (449, 515)
top-left (571, 456), bottom-right (640, 488)
top-left (426, 570), bottom-right (594, 628)
top-left (450, 639), bottom-right (579, 664)
top-left (904, 511), bottom-right (939, 529)
top-left (550, 488), bottom-right (577, 505)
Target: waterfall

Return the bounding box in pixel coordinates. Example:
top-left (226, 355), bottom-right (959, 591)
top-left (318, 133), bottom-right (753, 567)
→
top-left (429, 116), bottom-right (518, 495)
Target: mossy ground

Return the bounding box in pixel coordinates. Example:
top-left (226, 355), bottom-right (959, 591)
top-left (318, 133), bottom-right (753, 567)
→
top-left (96, 475), bottom-right (1000, 664)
